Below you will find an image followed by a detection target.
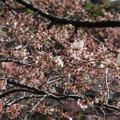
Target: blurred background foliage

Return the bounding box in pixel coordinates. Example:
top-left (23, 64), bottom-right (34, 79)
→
top-left (83, 0), bottom-right (120, 17)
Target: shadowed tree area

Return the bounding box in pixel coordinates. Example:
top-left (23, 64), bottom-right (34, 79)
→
top-left (0, 0), bottom-right (120, 120)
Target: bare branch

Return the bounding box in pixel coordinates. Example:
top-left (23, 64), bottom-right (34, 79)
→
top-left (16, 0), bottom-right (120, 28)
top-left (30, 94), bottom-right (48, 113)
top-left (7, 95), bottom-right (43, 105)
top-left (2, 0), bottom-right (18, 16)
top-left (0, 58), bottom-right (25, 65)
top-left (1, 77), bottom-right (46, 94)
top-left (0, 89), bottom-right (39, 98)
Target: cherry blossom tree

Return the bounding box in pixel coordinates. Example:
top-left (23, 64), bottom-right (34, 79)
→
top-left (0, 0), bottom-right (120, 120)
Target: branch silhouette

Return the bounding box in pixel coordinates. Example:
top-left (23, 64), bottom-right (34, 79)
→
top-left (1, 77), bottom-right (119, 114)
top-left (16, 0), bottom-right (120, 28)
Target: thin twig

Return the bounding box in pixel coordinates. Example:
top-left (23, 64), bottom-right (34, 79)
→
top-left (2, 0), bottom-right (18, 16)
top-left (30, 94), bottom-right (48, 113)
top-left (7, 95), bottom-right (43, 105)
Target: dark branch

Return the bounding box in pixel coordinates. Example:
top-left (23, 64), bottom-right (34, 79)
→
top-left (1, 77), bottom-right (46, 94)
top-left (0, 58), bottom-right (24, 65)
top-left (0, 89), bottom-right (40, 98)
top-left (1, 77), bottom-right (119, 113)
top-left (16, 0), bottom-right (120, 28)
top-left (10, 95), bottom-right (42, 105)
top-left (2, 0), bottom-right (18, 16)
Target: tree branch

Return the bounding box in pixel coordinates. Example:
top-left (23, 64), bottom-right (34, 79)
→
top-left (1, 77), bottom-right (119, 114)
top-left (16, 0), bottom-right (120, 28)
top-left (0, 89), bottom-right (40, 98)
top-left (1, 77), bottom-right (46, 94)
top-left (0, 58), bottom-right (24, 65)
top-left (7, 95), bottom-right (43, 105)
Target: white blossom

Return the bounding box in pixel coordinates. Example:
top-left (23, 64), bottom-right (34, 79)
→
top-left (99, 63), bottom-right (105, 68)
top-left (54, 56), bottom-right (64, 67)
top-left (71, 40), bottom-right (84, 50)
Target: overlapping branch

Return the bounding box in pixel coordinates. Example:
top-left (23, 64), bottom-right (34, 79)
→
top-left (0, 77), bottom-right (119, 115)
